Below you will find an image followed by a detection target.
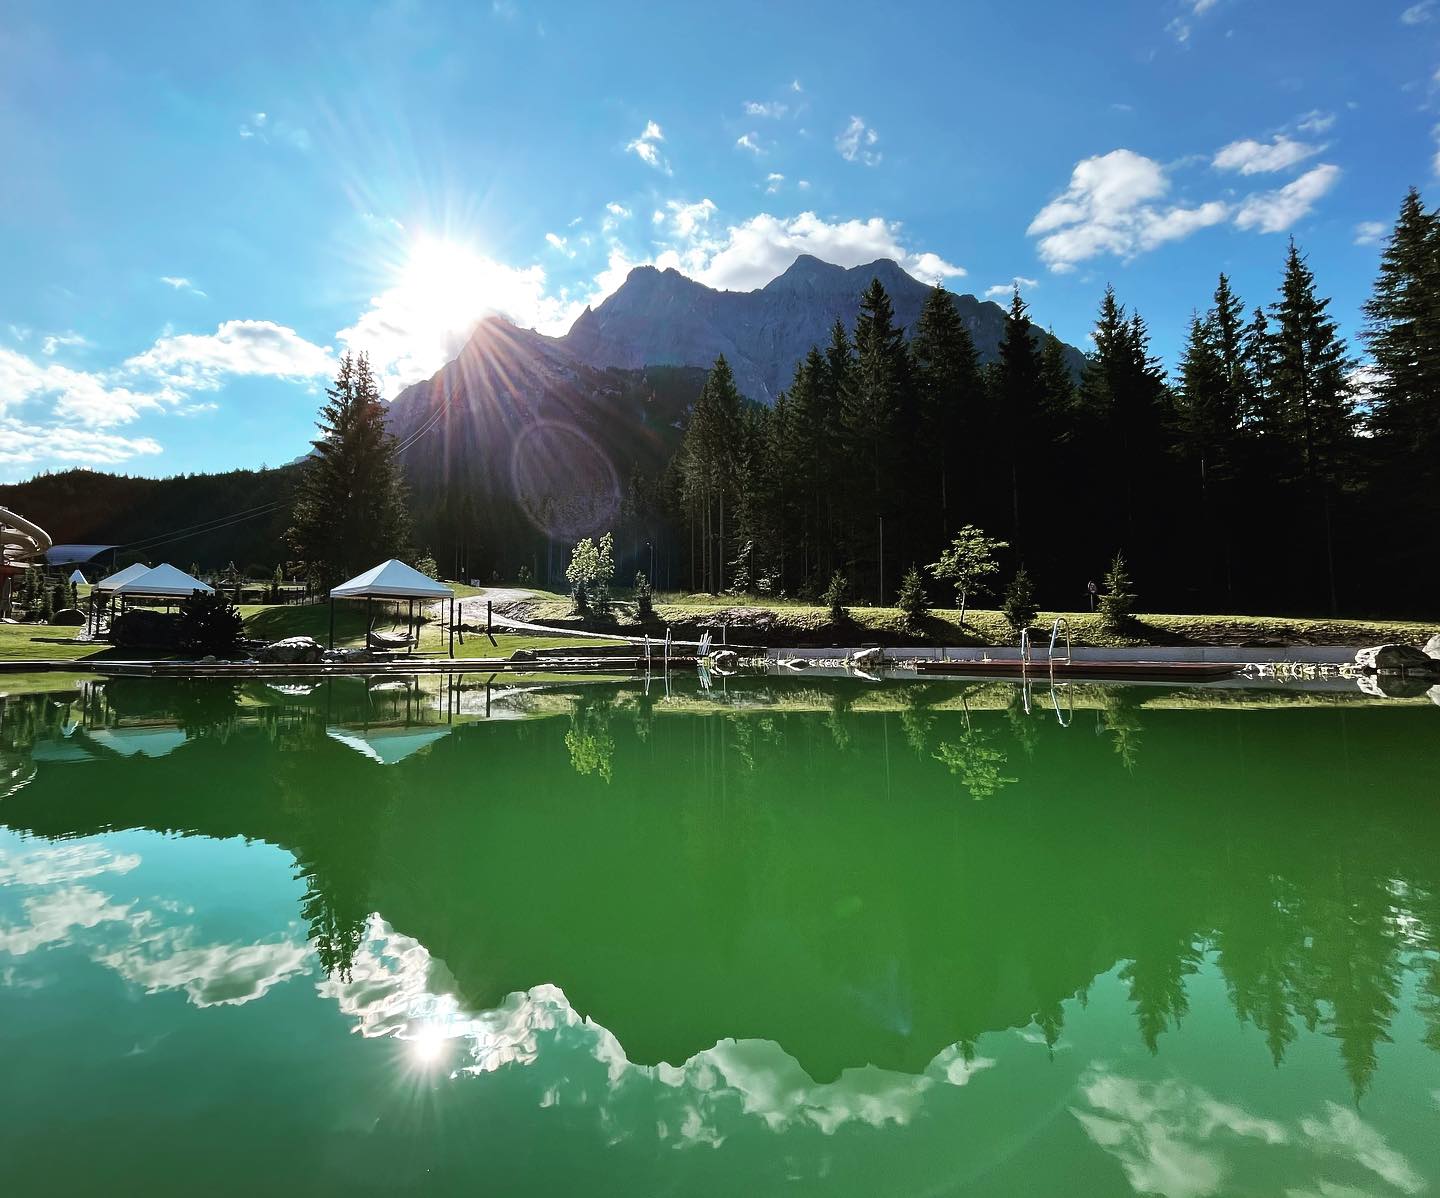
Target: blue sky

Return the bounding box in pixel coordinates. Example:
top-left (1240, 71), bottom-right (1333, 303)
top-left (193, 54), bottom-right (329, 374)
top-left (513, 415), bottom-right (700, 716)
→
top-left (1, 0), bottom-right (1436, 482)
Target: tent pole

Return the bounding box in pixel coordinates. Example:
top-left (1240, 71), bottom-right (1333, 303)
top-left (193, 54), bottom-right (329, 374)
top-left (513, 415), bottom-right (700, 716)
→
top-left (328, 596), bottom-right (335, 649)
top-left (449, 596), bottom-right (455, 658)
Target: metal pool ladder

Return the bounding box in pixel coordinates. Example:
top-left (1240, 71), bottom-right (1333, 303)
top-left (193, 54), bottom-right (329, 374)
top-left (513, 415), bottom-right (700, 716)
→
top-left (1019, 617), bottom-right (1072, 676)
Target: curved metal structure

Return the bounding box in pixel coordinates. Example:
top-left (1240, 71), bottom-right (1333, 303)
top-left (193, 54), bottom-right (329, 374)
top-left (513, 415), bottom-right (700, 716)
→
top-left (1, 505), bottom-right (53, 619)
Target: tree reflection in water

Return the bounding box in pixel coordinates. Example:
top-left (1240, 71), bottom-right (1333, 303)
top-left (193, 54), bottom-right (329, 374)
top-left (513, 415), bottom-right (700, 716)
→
top-left (2, 674), bottom-right (1438, 1101)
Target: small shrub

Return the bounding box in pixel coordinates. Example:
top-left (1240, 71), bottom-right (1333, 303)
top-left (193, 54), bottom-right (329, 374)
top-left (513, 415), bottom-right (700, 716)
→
top-left (517, 564), bottom-right (534, 586)
top-left (822, 570), bottom-right (849, 623)
top-left (1098, 552), bottom-right (1136, 631)
top-left (634, 571), bottom-right (655, 620)
top-left (177, 590), bottom-right (243, 655)
top-left (1001, 567), bottom-right (1038, 632)
top-left (412, 550), bottom-right (440, 581)
top-left (895, 564), bottom-right (929, 632)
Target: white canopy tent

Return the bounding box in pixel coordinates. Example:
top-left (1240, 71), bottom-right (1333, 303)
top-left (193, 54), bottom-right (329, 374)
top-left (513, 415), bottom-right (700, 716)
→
top-left (93, 562), bottom-right (152, 593)
top-left (109, 563), bottom-right (214, 598)
top-left (90, 562), bottom-right (213, 635)
top-left (328, 559), bottom-right (457, 656)
top-left (68, 569), bottom-right (88, 585)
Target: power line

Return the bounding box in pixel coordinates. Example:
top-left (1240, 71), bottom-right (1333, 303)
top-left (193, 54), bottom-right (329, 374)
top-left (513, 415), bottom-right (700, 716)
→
top-left (110, 383), bottom-right (454, 557)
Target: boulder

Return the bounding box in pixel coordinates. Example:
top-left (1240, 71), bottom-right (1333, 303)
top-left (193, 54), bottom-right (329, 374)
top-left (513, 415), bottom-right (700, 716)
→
top-left (49, 608), bottom-right (86, 626)
top-left (1354, 643), bottom-right (1437, 672)
top-left (254, 636), bottom-right (325, 664)
top-left (321, 648), bottom-right (369, 663)
top-left (1424, 633), bottom-right (1440, 660)
top-left (1358, 672), bottom-right (1433, 699)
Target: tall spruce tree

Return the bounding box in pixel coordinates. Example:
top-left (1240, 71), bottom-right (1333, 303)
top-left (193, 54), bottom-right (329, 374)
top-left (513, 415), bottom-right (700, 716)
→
top-left (994, 288), bottom-right (1044, 541)
top-left (1077, 288), bottom-right (1169, 544)
top-left (287, 351), bottom-right (411, 586)
top-left (677, 355), bottom-right (745, 592)
top-left (1363, 188), bottom-right (1440, 461)
top-left (911, 286), bottom-right (982, 537)
top-left (1269, 240), bottom-right (1356, 613)
top-left (843, 278), bottom-right (909, 601)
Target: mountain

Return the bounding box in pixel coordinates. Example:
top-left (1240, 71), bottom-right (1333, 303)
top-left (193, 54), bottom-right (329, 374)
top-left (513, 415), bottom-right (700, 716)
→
top-left (560, 254), bottom-right (1086, 401)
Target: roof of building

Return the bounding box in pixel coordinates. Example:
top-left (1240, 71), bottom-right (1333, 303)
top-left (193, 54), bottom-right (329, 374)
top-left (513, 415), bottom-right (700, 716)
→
top-left (45, 544), bottom-right (117, 566)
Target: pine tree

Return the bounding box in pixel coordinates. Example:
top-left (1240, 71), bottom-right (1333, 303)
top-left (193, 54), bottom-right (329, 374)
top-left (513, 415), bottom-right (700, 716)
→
top-left (1269, 240), bottom-right (1356, 614)
top-left (843, 278), bottom-right (909, 601)
top-left (995, 289), bottom-right (1044, 540)
top-left (911, 286), bottom-right (982, 536)
top-left (1001, 566), bottom-right (1038, 632)
top-left (1363, 188), bottom-right (1440, 461)
top-left (677, 356), bottom-right (744, 592)
top-left (895, 564), bottom-right (929, 631)
top-left (1174, 311), bottom-right (1236, 600)
top-left (1038, 332), bottom-right (1075, 421)
top-left (1212, 273), bottom-right (1253, 425)
top-left (1098, 551), bottom-right (1136, 631)
top-left (287, 351), bottom-right (411, 586)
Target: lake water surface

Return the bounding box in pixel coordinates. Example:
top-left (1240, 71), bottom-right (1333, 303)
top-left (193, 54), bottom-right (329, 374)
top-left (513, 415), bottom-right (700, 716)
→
top-left (2, 673), bottom-right (1438, 1195)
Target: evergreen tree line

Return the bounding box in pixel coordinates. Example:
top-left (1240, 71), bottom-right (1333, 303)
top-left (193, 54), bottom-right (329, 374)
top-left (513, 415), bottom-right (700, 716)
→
top-left (656, 190), bottom-right (1439, 617)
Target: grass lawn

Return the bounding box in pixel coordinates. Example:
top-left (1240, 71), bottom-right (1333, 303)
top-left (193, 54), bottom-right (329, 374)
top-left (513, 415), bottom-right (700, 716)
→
top-left (240, 601), bottom-right (619, 659)
top-left (0, 622), bottom-right (110, 662)
top-left (498, 593), bottom-right (1435, 649)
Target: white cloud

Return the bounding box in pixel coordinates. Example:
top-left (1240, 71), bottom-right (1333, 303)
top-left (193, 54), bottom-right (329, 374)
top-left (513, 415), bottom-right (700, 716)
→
top-left (790, 78), bottom-right (803, 92)
top-left (40, 331), bottom-right (88, 356)
top-left (743, 100), bottom-right (787, 119)
top-left (659, 197), bottom-right (718, 239)
top-left (159, 276), bottom-right (206, 297)
top-left (0, 419), bottom-right (163, 470)
top-left (985, 277), bottom-right (1039, 300)
top-left (654, 209), bottom-right (963, 291)
top-left (1401, 0), bottom-right (1434, 23)
top-left (1296, 109), bottom-right (1336, 135)
top-left (1167, 0), bottom-right (1222, 42)
top-left (1027, 149), bottom-right (1229, 270)
top-left (765, 172), bottom-right (784, 194)
top-left (237, 111), bottom-right (310, 150)
top-left (544, 232), bottom-right (575, 258)
top-left (1354, 220), bottom-right (1387, 246)
top-left (1233, 164), bottom-right (1341, 232)
top-left (797, 179), bottom-right (811, 190)
top-left (601, 202), bottom-right (631, 233)
top-left (124, 320), bottom-right (334, 395)
top-left (736, 132), bottom-right (763, 154)
top-left (836, 115), bottom-right (881, 165)
top-left (0, 346), bottom-right (175, 426)
top-left (1213, 135), bottom-right (1321, 175)
top-left (625, 119), bottom-right (669, 173)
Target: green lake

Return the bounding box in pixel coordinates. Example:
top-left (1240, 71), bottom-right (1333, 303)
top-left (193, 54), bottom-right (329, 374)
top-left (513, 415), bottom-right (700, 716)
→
top-left (1, 672), bottom-right (1438, 1195)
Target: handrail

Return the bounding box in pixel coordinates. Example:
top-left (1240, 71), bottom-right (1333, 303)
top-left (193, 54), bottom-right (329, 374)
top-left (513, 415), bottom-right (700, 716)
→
top-left (1049, 682), bottom-right (1073, 727)
top-left (1048, 617), bottom-right (1071, 666)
